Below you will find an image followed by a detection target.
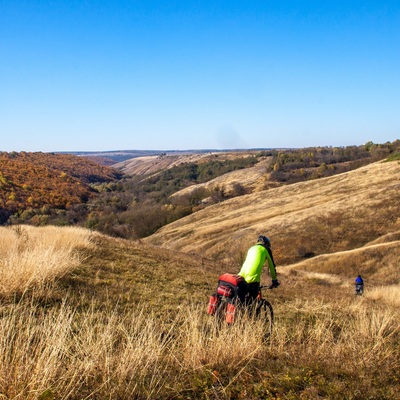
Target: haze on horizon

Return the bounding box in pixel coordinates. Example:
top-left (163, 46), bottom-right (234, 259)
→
top-left (1, 1), bottom-right (399, 153)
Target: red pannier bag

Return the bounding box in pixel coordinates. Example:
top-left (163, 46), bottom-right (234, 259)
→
top-left (207, 294), bottom-right (220, 315)
top-left (217, 273), bottom-right (244, 299)
top-left (216, 285), bottom-right (232, 297)
top-left (226, 302), bottom-right (236, 324)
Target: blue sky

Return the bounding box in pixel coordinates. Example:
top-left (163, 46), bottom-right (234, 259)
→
top-left (1, 1), bottom-right (399, 152)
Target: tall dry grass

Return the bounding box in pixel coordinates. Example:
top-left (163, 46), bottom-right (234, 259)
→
top-left (0, 296), bottom-right (399, 399)
top-left (366, 285), bottom-right (400, 307)
top-left (274, 298), bottom-right (399, 363)
top-left (1, 225), bottom-right (399, 398)
top-left (0, 300), bottom-right (270, 399)
top-left (0, 225), bottom-right (93, 297)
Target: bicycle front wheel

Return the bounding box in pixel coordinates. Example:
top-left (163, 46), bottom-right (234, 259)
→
top-left (255, 299), bottom-right (274, 338)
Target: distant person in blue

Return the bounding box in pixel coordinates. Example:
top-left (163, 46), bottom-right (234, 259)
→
top-left (355, 275), bottom-right (364, 295)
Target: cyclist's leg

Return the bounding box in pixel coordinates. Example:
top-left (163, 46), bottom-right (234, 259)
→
top-left (247, 282), bottom-right (260, 303)
top-left (237, 280), bottom-right (249, 304)
top-left (244, 282), bottom-right (260, 311)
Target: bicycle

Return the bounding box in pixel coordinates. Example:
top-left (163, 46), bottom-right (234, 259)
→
top-left (355, 284), bottom-right (364, 296)
top-left (211, 284), bottom-right (274, 337)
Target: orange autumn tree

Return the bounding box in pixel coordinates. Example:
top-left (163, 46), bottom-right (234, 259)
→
top-left (0, 152), bottom-right (121, 223)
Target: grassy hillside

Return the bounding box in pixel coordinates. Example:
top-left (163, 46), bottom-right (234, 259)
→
top-left (146, 160), bottom-right (400, 269)
top-left (115, 150), bottom-right (260, 176)
top-left (290, 236), bottom-right (400, 278)
top-left (1, 225), bottom-right (399, 399)
top-left (170, 156), bottom-right (277, 199)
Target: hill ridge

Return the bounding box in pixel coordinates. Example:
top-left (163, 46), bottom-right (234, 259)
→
top-left (145, 160), bottom-right (400, 267)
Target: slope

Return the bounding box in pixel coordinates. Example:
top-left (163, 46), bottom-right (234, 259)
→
top-left (170, 156), bottom-right (277, 199)
top-left (59, 231), bottom-right (219, 313)
top-left (3, 225), bottom-right (400, 398)
top-left (284, 236), bottom-right (400, 285)
top-left (115, 150), bottom-right (259, 177)
top-left (145, 160), bottom-right (400, 267)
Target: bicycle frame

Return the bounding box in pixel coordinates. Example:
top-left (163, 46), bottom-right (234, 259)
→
top-left (257, 284), bottom-right (271, 300)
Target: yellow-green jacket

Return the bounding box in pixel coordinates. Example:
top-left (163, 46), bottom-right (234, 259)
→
top-left (238, 244), bottom-right (277, 283)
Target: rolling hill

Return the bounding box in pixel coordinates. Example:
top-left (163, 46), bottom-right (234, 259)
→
top-left (145, 159), bottom-right (400, 273)
top-left (169, 156), bottom-right (278, 199)
top-left (115, 150), bottom-right (261, 177)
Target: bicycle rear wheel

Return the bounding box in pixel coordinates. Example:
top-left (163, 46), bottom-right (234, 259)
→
top-left (255, 299), bottom-right (274, 338)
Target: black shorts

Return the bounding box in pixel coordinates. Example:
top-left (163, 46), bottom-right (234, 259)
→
top-left (248, 282), bottom-right (260, 300)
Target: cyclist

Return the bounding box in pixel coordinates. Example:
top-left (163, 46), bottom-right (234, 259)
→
top-left (355, 274), bottom-right (364, 295)
top-left (238, 235), bottom-right (279, 304)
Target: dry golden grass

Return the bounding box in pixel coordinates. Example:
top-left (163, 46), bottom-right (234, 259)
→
top-left (0, 299), bottom-right (266, 399)
top-left (366, 285), bottom-right (400, 307)
top-left (1, 293), bottom-right (399, 399)
top-left (286, 238), bottom-right (400, 285)
top-left (1, 225), bottom-right (400, 398)
top-left (146, 160), bottom-right (400, 267)
top-left (0, 225), bottom-right (94, 297)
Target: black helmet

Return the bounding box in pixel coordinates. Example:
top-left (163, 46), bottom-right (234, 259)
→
top-left (257, 235), bottom-right (271, 247)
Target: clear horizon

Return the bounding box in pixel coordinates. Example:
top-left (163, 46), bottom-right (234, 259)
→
top-left (1, 1), bottom-right (399, 153)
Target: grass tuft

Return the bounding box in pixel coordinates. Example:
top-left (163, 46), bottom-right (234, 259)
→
top-left (0, 225), bottom-right (94, 297)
